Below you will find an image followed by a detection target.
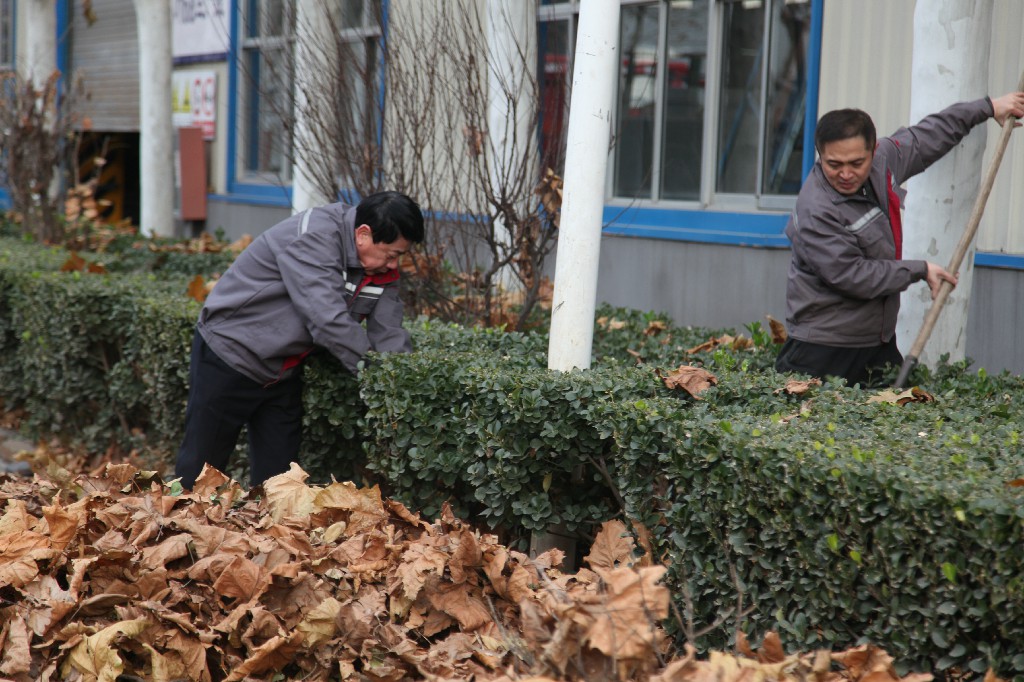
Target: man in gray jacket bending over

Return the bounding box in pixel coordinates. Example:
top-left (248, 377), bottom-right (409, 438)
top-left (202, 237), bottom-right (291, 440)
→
top-left (175, 191), bottom-right (425, 489)
top-left (776, 90), bottom-right (1024, 387)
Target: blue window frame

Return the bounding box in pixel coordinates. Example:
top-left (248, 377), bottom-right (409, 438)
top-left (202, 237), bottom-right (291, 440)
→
top-left (0, 0), bottom-right (14, 209)
top-left (226, 0), bottom-right (386, 206)
top-left (538, 0), bottom-right (824, 247)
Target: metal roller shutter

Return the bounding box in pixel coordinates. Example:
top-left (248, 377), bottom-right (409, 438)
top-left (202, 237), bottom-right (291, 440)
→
top-left (69, 0), bottom-right (140, 131)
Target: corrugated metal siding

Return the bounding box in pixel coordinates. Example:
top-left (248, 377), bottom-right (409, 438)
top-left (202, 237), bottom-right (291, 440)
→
top-left (817, 0), bottom-right (914, 142)
top-left (818, 0), bottom-right (1024, 256)
top-left (70, 0), bottom-right (140, 131)
top-left (977, 1), bottom-right (1024, 254)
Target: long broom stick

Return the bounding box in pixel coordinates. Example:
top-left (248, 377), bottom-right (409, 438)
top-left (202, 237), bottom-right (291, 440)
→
top-left (894, 70), bottom-right (1024, 389)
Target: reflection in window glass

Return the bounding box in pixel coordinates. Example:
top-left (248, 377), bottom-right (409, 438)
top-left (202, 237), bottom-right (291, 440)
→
top-left (614, 4), bottom-right (660, 198)
top-left (538, 19), bottom-right (572, 172)
top-left (537, 0), bottom-right (810, 204)
top-left (716, 0), bottom-right (764, 194)
top-left (762, 0), bottom-right (809, 195)
top-left (660, 0), bottom-right (707, 201)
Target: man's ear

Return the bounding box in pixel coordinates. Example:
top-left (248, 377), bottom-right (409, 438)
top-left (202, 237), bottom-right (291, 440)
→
top-left (355, 224), bottom-right (373, 241)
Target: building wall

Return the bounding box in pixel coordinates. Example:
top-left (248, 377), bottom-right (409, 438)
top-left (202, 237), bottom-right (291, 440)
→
top-left (817, 0), bottom-right (1024, 256)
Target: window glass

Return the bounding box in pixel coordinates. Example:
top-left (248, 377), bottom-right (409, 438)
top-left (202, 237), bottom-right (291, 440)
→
top-left (538, 18), bottom-right (573, 172)
top-left (338, 32), bottom-right (379, 144)
top-left (715, 0), bottom-right (764, 194)
top-left (613, 3), bottom-right (660, 198)
top-left (0, 0), bottom-right (13, 71)
top-left (240, 0), bottom-right (295, 180)
top-left (660, 0), bottom-right (707, 201)
top-left (762, 0), bottom-right (810, 195)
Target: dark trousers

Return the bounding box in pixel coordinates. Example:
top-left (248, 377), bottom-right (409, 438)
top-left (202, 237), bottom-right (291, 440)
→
top-left (775, 336), bottom-right (903, 388)
top-left (175, 330), bottom-right (303, 489)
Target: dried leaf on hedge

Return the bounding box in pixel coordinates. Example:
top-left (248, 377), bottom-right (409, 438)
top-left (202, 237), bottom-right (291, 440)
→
top-left (60, 252), bottom-right (87, 272)
top-left (584, 519), bottom-right (637, 571)
top-left (644, 320), bottom-right (668, 336)
top-left (776, 378), bottom-right (822, 396)
top-left (766, 314), bottom-right (788, 343)
top-left (867, 387), bottom-right (934, 405)
top-left (597, 316), bottom-right (627, 330)
top-left (664, 365), bottom-right (718, 399)
top-left (228, 234), bottom-right (253, 253)
top-left (187, 274), bottom-right (208, 303)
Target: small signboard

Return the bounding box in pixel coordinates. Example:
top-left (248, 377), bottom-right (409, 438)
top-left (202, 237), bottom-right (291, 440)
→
top-left (172, 0), bottom-right (230, 63)
top-left (172, 70), bottom-right (217, 140)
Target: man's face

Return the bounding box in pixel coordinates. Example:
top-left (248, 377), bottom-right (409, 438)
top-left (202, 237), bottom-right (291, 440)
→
top-left (354, 225), bottom-right (412, 275)
top-left (819, 136), bottom-right (874, 195)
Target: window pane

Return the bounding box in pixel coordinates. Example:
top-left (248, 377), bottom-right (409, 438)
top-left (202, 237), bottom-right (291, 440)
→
top-left (716, 0), bottom-right (764, 194)
top-left (538, 18), bottom-right (572, 172)
top-left (341, 0), bottom-right (381, 29)
top-left (660, 0), bottom-right (708, 201)
top-left (262, 0), bottom-right (288, 37)
top-left (614, 3), bottom-right (660, 199)
top-left (244, 48), bottom-right (292, 176)
top-left (339, 39), bottom-right (377, 141)
top-left (762, 0), bottom-right (809, 195)
top-left (0, 0), bottom-right (13, 69)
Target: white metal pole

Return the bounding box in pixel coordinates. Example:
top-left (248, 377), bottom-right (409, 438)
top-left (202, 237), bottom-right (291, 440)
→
top-left (897, 0), bottom-right (992, 367)
top-left (135, 0), bottom-right (175, 237)
top-left (547, 0), bottom-right (620, 372)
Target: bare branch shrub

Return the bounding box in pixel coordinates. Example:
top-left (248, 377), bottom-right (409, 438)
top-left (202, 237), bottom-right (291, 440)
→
top-left (276, 0), bottom-right (563, 330)
top-left (0, 71), bottom-right (84, 243)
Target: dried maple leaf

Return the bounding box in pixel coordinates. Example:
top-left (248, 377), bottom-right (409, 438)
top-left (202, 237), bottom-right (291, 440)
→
top-left (663, 365), bottom-right (718, 399)
top-left (686, 337), bottom-right (719, 354)
top-left (867, 387), bottom-right (934, 406)
top-left (776, 378), bottom-right (822, 396)
top-left (228, 234), bottom-right (253, 253)
top-left (766, 314), bottom-right (788, 343)
top-left (583, 566), bottom-right (668, 660)
top-left (187, 274), bottom-right (208, 303)
top-left (644, 320), bottom-right (668, 336)
top-left (263, 463), bottom-right (318, 521)
top-left (584, 519), bottom-right (636, 572)
top-left (60, 252), bottom-right (87, 272)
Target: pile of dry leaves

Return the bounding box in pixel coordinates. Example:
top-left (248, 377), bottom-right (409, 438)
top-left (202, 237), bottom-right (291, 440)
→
top-left (0, 455), bottom-right (963, 681)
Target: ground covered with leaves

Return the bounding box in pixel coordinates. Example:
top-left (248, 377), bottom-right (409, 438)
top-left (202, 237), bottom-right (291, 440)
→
top-left (0, 452), bottom-right (992, 682)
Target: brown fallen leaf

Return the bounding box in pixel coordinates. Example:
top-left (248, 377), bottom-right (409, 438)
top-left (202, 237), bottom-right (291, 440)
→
top-left (867, 387), bottom-right (934, 405)
top-left (766, 315), bottom-right (788, 343)
top-left (776, 378), bottom-right (822, 396)
top-left (644, 320), bottom-right (668, 336)
top-left (663, 365), bottom-right (718, 399)
top-left (187, 274), bottom-right (208, 303)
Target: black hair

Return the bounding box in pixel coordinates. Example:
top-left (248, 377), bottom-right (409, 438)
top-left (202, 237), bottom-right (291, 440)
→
top-left (355, 191), bottom-right (425, 244)
top-left (814, 108), bottom-right (877, 154)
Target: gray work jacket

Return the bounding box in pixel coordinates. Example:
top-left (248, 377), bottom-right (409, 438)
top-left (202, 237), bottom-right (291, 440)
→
top-left (197, 202), bottom-right (411, 384)
top-left (784, 97), bottom-right (993, 347)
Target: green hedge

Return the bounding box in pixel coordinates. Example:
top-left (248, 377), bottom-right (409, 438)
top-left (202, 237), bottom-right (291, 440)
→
top-left (611, 365), bottom-right (1024, 678)
top-left (2, 235), bottom-right (1024, 678)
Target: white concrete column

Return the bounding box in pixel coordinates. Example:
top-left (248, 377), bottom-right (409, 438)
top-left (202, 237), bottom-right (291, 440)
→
top-left (291, 1), bottom-right (334, 213)
top-left (547, 0), bottom-right (620, 371)
top-left (134, 0), bottom-right (175, 236)
top-left (486, 0), bottom-right (538, 289)
top-left (897, 0), bottom-right (992, 367)
top-left (21, 0), bottom-right (57, 87)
